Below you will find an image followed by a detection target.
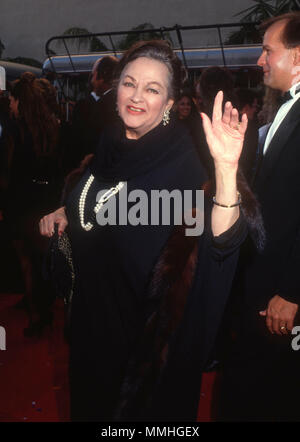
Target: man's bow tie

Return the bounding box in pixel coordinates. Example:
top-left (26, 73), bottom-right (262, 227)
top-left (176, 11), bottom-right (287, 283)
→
top-left (278, 85), bottom-right (300, 105)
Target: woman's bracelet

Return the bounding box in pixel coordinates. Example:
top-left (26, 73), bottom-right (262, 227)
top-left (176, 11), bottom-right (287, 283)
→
top-left (213, 191), bottom-right (241, 208)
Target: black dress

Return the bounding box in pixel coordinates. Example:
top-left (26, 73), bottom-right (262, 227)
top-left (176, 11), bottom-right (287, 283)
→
top-left (3, 120), bottom-right (63, 326)
top-left (5, 121), bottom-right (62, 239)
top-left (65, 119), bottom-right (246, 421)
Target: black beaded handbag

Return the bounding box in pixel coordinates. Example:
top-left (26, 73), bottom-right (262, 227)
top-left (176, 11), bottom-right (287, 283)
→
top-left (44, 226), bottom-right (75, 310)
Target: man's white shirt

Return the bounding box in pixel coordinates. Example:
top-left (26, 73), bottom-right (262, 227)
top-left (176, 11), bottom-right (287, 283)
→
top-left (90, 88), bottom-right (112, 102)
top-left (263, 81), bottom-right (300, 155)
top-left (91, 91), bottom-right (100, 102)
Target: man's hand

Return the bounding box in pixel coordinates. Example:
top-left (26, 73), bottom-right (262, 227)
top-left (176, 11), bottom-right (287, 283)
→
top-left (259, 295), bottom-right (299, 335)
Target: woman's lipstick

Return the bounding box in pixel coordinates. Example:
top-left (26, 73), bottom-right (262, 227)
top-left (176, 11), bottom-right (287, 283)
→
top-left (126, 105), bottom-right (145, 114)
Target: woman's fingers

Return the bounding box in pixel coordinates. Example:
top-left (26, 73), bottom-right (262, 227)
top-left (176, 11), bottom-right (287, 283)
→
top-left (57, 216), bottom-right (68, 236)
top-left (39, 207), bottom-right (68, 237)
top-left (228, 110), bottom-right (248, 134)
top-left (213, 92), bottom-right (248, 134)
top-left (222, 102), bottom-right (232, 125)
top-left (240, 112), bottom-right (248, 134)
top-left (39, 215), bottom-right (55, 237)
top-left (212, 90), bottom-right (223, 122)
top-left (56, 207), bottom-right (68, 236)
top-left (201, 91), bottom-right (247, 165)
top-left (200, 112), bottom-right (213, 146)
top-left (229, 107), bottom-right (239, 129)
top-left (222, 105), bottom-right (248, 135)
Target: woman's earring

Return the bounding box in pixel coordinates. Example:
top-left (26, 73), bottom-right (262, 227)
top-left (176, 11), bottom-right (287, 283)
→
top-left (162, 109), bottom-right (170, 126)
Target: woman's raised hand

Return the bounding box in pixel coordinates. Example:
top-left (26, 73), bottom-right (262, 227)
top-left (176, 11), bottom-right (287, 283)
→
top-left (201, 91), bottom-right (247, 169)
top-left (39, 206), bottom-right (68, 237)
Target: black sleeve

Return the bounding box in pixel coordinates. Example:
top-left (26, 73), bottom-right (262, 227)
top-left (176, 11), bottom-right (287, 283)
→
top-left (205, 208), bottom-right (248, 261)
top-left (212, 213), bottom-right (247, 249)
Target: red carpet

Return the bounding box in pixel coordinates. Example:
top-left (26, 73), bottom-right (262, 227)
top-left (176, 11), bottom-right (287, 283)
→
top-left (0, 293), bottom-right (217, 422)
top-left (197, 371), bottom-right (219, 422)
top-left (0, 293), bottom-right (70, 422)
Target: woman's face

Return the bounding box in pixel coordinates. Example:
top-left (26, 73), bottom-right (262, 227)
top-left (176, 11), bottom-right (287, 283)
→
top-left (177, 96), bottom-right (192, 119)
top-left (9, 95), bottom-right (19, 118)
top-left (117, 57), bottom-right (174, 139)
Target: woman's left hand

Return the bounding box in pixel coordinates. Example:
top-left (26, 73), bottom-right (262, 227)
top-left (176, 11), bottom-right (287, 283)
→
top-left (201, 90), bottom-right (248, 169)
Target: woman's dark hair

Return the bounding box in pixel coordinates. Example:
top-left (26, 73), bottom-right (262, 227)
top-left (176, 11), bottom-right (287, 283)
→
top-left (236, 87), bottom-right (259, 111)
top-left (10, 75), bottom-right (59, 155)
top-left (199, 66), bottom-right (238, 116)
top-left (114, 40), bottom-right (187, 101)
top-left (36, 78), bottom-right (60, 117)
top-left (177, 89), bottom-right (193, 102)
top-left (260, 11), bottom-right (300, 49)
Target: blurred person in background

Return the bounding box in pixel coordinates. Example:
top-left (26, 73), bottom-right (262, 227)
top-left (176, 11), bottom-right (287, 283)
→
top-left (3, 72), bottom-right (62, 336)
top-left (174, 89), bottom-right (202, 149)
top-left (193, 76), bottom-right (204, 113)
top-left (192, 66), bottom-right (239, 178)
top-left (235, 88), bottom-right (260, 181)
top-left (257, 85), bottom-right (282, 126)
top-left (65, 56), bottom-right (119, 174)
top-left (0, 83), bottom-right (13, 217)
top-left (36, 78), bottom-right (61, 122)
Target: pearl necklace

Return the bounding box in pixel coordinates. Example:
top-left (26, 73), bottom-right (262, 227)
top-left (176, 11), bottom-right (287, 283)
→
top-left (79, 174), bottom-right (125, 231)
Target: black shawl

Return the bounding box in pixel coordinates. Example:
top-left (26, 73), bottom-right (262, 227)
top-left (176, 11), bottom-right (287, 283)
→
top-left (113, 172), bottom-right (263, 421)
top-left (90, 118), bottom-right (192, 182)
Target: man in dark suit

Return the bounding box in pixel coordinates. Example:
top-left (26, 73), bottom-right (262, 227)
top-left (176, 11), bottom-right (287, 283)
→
top-left (218, 11), bottom-right (300, 421)
top-left (65, 55), bottom-right (119, 173)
